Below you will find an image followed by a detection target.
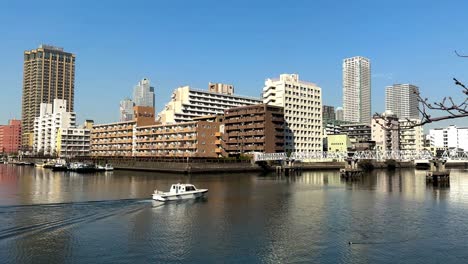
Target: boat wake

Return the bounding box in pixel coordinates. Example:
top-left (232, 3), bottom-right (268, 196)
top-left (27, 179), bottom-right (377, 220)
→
top-left (0, 199), bottom-right (154, 241)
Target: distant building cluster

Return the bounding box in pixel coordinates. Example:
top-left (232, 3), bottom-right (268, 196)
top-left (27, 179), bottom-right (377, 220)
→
top-left (2, 44), bottom-right (463, 158)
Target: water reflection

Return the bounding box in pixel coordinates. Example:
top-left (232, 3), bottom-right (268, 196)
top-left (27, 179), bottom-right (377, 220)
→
top-left (2, 165), bottom-right (468, 263)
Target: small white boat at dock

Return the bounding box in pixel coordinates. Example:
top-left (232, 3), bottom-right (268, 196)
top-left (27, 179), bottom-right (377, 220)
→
top-left (152, 183), bottom-right (208, 202)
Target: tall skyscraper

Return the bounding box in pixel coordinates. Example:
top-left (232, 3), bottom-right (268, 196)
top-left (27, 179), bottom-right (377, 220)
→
top-left (335, 107), bottom-right (344, 121)
top-left (385, 84), bottom-right (419, 119)
top-left (343, 56), bottom-right (371, 124)
top-left (322, 105), bottom-right (335, 122)
top-left (120, 98), bottom-right (134, 122)
top-left (263, 74), bottom-right (322, 152)
top-left (133, 78), bottom-right (155, 108)
top-left (21, 45), bottom-right (75, 149)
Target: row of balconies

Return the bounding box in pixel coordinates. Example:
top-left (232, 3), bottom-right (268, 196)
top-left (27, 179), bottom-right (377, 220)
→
top-left (91, 132), bottom-right (133, 138)
top-left (225, 124), bottom-right (265, 131)
top-left (91, 139), bottom-right (133, 145)
top-left (134, 151), bottom-right (196, 157)
top-left (92, 125), bottom-right (134, 132)
top-left (136, 127), bottom-right (196, 135)
top-left (135, 144), bottom-right (197, 150)
top-left (91, 146), bottom-right (133, 151)
top-left (224, 116), bottom-right (265, 124)
top-left (136, 136), bottom-right (197, 143)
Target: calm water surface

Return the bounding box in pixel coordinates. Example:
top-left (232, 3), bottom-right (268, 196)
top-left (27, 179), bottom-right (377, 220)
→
top-left (1, 164), bottom-right (468, 263)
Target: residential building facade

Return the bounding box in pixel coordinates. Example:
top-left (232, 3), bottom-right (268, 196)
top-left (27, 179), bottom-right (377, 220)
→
top-left (263, 74), bottom-right (322, 152)
top-left (223, 104), bottom-right (285, 155)
top-left (430, 125), bottom-right (468, 151)
top-left (33, 99), bottom-right (77, 156)
top-left (159, 85), bottom-right (261, 124)
top-left (134, 120), bottom-right (222, 158)
top-left (0, 120), bottom-right (22, 154)
top-left (385, 84), bottom-right (419, 119)
top-left (57, 126), bottom-right (91, 157)
top-left (22, 45), bottom-right (75, 148)
top-left (343, 56), bottom-right (371, 124)
top-left (399, 119), bottom-right (424, 152)
top-left (371, 112), bottom-right (400, 152)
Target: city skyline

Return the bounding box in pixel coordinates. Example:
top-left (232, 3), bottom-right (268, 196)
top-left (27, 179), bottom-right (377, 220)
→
top-left (1, 0), bottom-right (467, 130)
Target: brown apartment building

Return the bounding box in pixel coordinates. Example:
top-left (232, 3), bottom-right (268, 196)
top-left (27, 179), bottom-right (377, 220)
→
top-left (91, 106), bottom-right (223, 158)
top-left (223, 104), bottom-right (284, 155)
top-left (134, 120), bottom-right (222, 158)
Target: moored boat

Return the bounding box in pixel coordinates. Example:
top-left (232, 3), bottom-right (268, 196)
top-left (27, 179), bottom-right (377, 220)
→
top-left (152, 183), bottom-right (208, 202)
top-left (52, 164), bottom-right (68, 171)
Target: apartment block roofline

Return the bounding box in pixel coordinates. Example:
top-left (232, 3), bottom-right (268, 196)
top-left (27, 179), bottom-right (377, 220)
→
top-left (265, 74), bottom-right (318, 87)
top-left (189, 87), bottom-right (261, 101)
top-left (137, 121), bottom-right (198, 129)
top-left (93, 120), bottom-right (136, 127)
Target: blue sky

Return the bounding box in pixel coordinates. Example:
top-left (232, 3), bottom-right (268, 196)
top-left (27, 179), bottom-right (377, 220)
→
top-left (0, 0), bottom-right (467, 130)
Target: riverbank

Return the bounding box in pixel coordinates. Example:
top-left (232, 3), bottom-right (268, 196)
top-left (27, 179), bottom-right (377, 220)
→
top-left (17, 157), bottom-right (468, 174)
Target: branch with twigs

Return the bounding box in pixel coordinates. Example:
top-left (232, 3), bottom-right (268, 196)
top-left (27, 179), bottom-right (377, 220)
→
top-left (374, 78), bottom-right (468, 130)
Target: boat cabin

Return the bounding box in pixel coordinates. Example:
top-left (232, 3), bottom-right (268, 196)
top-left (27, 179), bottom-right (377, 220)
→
top-left (170, 184), bottom-right (197, 193)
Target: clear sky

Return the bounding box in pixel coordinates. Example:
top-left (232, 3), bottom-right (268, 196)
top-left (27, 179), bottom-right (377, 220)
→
top-left (0, 0), bottom-right (467, 130)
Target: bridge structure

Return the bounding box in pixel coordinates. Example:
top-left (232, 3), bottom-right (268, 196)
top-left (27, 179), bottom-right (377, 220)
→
top-left (254, 150), bottom-right (468, 162)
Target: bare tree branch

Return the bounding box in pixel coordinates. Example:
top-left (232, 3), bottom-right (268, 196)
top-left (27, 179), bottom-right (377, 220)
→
top-left (455, 50), bottom-right (468, 57)
top-left (375, 78), bottom-right (468, 130)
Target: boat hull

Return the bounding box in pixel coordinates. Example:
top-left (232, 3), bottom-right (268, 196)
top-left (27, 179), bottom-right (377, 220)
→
top-left (152, 190), bottom-right (208, 202)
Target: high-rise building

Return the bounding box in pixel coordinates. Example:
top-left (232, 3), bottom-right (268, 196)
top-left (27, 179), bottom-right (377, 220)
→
top-left (430, 125), bottom-right (468, 151)
top-left (22, 45), bottom-right (75, 149)
top-left (385, 84), bottom-right (419, 119)
top-left (208, 82), bottom-right (234, 95)
top-left (263, 74), bottom-right (322, 152)
top-left (323, 105), bottom-right (335, 122)
top-left (133, 78), bottom-right (155, 108)
top-left (343, 56), bottom-right (371, 124)
top-left (335, 107), bottom-right (344, 121)
top-left (0, 120), bottom-right (22, 154)
top-left (159, 85), bottom-right (261, 124)
top-left (120, 98), bottom-right (134, 122)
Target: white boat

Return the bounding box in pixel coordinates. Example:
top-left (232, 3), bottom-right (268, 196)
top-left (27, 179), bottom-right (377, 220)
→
top-left (152, 183), bottom-right (208, 202)
top-left (104, 164), bottom-right (114, 171)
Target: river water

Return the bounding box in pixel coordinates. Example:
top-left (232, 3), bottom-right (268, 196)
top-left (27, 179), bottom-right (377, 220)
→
top-left (1, 164), bottom-right (468, 263)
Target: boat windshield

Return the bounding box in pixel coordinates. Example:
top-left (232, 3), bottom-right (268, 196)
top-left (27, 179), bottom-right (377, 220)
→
top-left (185, 186), bottom-right (196, 191)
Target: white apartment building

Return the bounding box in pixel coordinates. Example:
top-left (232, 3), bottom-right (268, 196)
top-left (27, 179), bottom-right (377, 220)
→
top-left (33, 99), bottom-right (77, 156)
top-left (343, 56), bottom-right (371, 124)
top-left (57, 126), bottom-right (91, 157)
top-left (263, 74), bottom-right (322, 152)
top-left (430, 125), bottom-right (468, 151)
top-left (385, 84), bottom-right (419, 119)
top-left (158, 85), bottom-right (262, 124)
top-left (399, 119), bottom-right (424, 152)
